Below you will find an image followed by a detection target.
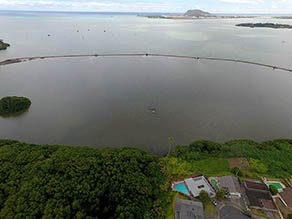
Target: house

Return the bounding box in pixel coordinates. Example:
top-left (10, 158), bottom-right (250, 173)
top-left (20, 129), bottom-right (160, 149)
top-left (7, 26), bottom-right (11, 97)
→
top-left (218, 175), bottom-right (241, 198)
top-left (244, 179), bottom-right (277, 212)
top-left (175, 198), bottom-right (204, 219)
top-left (279, 188), bottom-right (292, 208)
top-left (172, 176), bottom-right (215, 198)
top-left (185, 176), bottom-right (215, 197)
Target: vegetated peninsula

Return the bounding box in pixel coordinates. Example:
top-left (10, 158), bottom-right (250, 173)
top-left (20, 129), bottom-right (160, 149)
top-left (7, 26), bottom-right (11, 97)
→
top-left (0, 40), bottom-right (10, 50)
top-left (236, 23), bottom-right (292, 29)
top-left (0, 96), bottom-right (31, 116)
top-left (0, 138), bottom-right (291, 218)
top-left (274, 16), bottom-right (292, 19)
top-left (139, 9), bottom-right (254, 20)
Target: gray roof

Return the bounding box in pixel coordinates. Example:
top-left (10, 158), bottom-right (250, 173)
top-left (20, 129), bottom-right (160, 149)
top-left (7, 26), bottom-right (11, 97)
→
top-left (175, 198), bottom-right (204, 219)
top-left (218, 176), bottom-right (241, 194)
top-left (185, 176), bottom-right (215, 197)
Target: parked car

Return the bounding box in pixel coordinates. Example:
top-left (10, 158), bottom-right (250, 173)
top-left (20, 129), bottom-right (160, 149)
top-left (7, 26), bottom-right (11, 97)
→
top-left (212, 200), bottom-right (217, 206)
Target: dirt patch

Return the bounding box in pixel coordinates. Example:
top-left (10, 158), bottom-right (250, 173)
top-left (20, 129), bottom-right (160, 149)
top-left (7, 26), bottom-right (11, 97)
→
top-left (228, 157), bottom-right (249, 170)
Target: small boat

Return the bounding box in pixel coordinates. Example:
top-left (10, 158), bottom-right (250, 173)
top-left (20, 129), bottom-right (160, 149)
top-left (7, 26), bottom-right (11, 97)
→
top-left (148, 106), bottom-right (157, 113)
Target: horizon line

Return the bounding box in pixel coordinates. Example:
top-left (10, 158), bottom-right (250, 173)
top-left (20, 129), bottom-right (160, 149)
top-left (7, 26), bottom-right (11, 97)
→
top-left (0, 9), bottom-right (292, 15)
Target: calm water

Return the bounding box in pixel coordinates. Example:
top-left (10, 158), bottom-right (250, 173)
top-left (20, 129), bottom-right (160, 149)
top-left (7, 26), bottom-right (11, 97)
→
top-left (1, 11), bottom-right (292, 154)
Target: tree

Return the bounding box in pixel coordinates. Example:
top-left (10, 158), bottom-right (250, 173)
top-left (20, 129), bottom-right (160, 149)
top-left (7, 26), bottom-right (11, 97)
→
top-left (231, 167), bottom-right (243, 177)
top-left (269, 185), bottom-right (278, 196)
top-left (216, 189), bottom-right (227, 201)
top-left (198, 190), bottom-right (211, 207)
top-left (287, 214), bottom-right (292, 219)
top-left (249, 158), bottom-right (267, 174)
top-left (189, 140), bottom-right (222, 153)
top-left (0, 96), bottom-right (31, 115)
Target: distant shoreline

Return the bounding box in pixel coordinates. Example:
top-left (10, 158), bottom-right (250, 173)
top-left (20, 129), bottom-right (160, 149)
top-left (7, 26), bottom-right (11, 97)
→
top-left (236, 23), bottom-right (292, 29)
top-left (138, 15), bottom-right (256, 20)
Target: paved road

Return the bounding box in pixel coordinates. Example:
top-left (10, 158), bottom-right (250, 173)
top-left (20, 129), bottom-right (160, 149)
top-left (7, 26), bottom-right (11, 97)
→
top-left (220, 206), bottom-right (250, 219)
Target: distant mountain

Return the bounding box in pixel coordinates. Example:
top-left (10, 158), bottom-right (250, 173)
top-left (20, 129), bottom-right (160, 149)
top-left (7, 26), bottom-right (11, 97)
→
top-left (184, 9), bottom-right (211, 17)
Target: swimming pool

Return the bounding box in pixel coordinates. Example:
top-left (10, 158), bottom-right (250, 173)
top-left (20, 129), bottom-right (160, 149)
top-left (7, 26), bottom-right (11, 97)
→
top-left (210, 179), bottom-right (219, 191)
top-left (174, 183), bottom-right (190, 196)
top-left (266, 182), bottom-right (283, 190)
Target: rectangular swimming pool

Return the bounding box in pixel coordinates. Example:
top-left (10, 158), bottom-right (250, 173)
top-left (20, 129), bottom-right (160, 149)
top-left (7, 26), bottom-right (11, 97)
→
top-left (174, 183), bottom-right (190, 196)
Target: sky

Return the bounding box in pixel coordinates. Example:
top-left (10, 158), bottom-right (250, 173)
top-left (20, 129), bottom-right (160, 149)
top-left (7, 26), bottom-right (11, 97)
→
top-left (0, 0), bottom-right (291, 14)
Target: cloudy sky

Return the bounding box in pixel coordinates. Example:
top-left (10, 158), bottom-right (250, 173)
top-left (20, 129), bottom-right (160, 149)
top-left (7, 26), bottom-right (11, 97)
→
top-left (0, 0), bottom-right (291, 13)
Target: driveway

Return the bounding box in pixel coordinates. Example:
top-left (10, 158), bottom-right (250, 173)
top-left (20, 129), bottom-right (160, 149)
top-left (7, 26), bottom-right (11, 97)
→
top-left (220, 206), bottom-right (250, 219)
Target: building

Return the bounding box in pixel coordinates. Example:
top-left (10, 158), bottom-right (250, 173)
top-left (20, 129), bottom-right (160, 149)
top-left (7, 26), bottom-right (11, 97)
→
top-left (175, 198), bottom-right (204, 219)
top-left (243, 179), bottom-right (278, 212)
top-left (172, 176), bottom-right (215, 198)
top-left (279, 188), bottom-right (292, 208)
top-left (185, 176), bottom-right (215, 197)
top-left (218, 175), bottom-right (241, 198)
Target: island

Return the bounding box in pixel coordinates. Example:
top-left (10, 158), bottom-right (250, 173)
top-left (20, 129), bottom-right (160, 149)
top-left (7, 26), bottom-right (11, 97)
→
top-left (139, 9), bottom-right (255, 20)
top-left (236, 23), bottom-right (292, 29)
top-left (184, 9), bottom-right (212, 17)
top-left (0, 39), bottom-right (10, 50)
top-left (0, 96), bottom-right (31, 116)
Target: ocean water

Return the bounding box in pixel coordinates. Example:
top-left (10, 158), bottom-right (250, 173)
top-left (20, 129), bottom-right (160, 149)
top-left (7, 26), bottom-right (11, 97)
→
top-left (1, 11), bottom-right (292, 154)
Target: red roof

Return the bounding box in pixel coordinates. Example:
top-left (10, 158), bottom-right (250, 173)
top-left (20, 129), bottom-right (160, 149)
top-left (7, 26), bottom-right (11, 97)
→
top-left (245, 180), bottom-right (269, 191)
top-left (261, 200), bottom-right (277, 210)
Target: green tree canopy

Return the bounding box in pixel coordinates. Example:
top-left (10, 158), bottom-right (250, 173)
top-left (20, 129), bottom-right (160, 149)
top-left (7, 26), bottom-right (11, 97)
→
top-left (189, 140), bottom-right (222, 153)
top-left (0, 96), bottom-right (31, 116)
top-left (0, 140), bottom-right (164, 219)
top-left (198, 190), bottom-right (211, 207)
top-left (215, 189), bottom-right (227, 201)
top-left (269, 185), bottom-right (278, 196)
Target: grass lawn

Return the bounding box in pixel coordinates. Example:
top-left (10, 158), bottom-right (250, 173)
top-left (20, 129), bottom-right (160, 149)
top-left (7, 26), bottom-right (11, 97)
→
top-left (205, 203), bottom-right (215, 215)
top-left (162, 157), bottom-right (231, 180)
top-left (251, 209), bottom-right (267, 217)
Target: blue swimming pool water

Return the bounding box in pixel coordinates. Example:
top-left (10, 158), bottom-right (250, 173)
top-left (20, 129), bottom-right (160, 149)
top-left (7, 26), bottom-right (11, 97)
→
top-left (175, 183), bottom-right (190, 196)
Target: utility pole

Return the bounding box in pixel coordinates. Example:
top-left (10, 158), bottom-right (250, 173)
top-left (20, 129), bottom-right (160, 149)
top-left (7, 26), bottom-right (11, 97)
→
top-left (168, 137), bottom-right (175, 154)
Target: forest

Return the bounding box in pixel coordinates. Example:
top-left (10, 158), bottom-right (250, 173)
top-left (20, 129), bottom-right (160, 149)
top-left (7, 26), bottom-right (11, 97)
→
top-left (0, 140), bottom-right (164, 219)
top-left (0, 138), bottom-right (292, 218)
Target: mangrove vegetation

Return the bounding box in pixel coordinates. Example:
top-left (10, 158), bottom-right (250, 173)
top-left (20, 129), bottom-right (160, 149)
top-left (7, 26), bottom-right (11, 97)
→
top-left (236, 23), bottom-right (292, 29)
top-left (0, 96), bottom-right (31, 116)
top-left (0, 40), bottom-right (10, 50)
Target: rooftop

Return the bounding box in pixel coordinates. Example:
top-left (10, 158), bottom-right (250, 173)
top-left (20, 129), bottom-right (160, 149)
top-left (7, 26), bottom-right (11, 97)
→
top-left (245, 189), bottom-right (273, 208)
top-left (185, 176), bottom-right (215, 197)
top-left (218, 175), bottom-right (241, 194)
top-left (280, 188), bottom-right (292, 207)
top-left (175, 198), bottom-right (204, 219)
top-left (245, 180), bottom-right (269, 191)
top-left (261, 200), bottom-right (277, 210)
